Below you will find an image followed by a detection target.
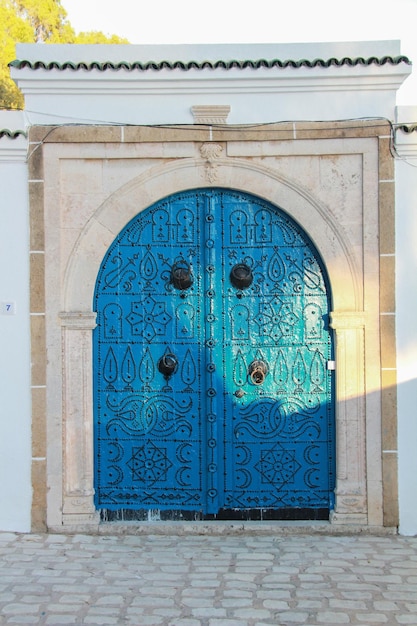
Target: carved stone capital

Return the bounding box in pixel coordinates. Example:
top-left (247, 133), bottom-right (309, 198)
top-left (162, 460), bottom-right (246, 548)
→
top-left (191, 105), bottom-right (230, 124)
top-left (330, 311), bottom-right (367, 329)
top-left (59, 311), bottom-right (97, 330)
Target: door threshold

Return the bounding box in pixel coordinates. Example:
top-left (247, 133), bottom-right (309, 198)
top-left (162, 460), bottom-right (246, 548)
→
top-left (94, 519), bottom-right (397, 537)
top-left (100, 507), bottom-right (330, 523)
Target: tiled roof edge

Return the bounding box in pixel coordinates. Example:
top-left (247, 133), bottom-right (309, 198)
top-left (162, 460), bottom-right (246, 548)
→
top-left (0, 129), bottom-right (27, 139)
top-left (9, 55), bottom-right (412, 72)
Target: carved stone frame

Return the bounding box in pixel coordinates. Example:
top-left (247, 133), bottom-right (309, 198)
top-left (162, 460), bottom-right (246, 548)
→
top-left (29, 123), bottom-right (394, 531)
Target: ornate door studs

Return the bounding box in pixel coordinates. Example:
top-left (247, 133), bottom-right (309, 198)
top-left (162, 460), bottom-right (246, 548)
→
top-left (93, 189), bottom-right (335, 518)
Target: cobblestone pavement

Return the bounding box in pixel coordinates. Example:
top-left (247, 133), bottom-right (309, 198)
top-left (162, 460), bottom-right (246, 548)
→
top-left (0, 530), bottom-right (417, 625)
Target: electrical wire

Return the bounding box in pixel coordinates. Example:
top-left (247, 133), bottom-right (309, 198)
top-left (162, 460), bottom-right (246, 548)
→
top-left (19, 115), bottom-right (417, 166)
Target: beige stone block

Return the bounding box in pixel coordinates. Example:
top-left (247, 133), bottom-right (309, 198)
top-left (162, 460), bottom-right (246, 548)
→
top-left (382, 453), bottom-right (399, 527)
top-left (61, 193), bottom-right (107, 231)
top-left (60, 159), bottom-right (103, 195)
top-left (63, 218), bottom-right (116, 311)
top-left (380, 314), bottom-right (396, 370)
top-left (123, 125), bottom-right (210, 143)
top-left (381, 369), bottom-right (397, 452)
top-left (44, 125), bottom-right (122, 143)
top-left (29, 182), bottom-right (45, 251)
top-left (29, 126), bottom-right (57, 144)
top-left (222, 125), bottom-right (293, 142)
top-left (30, 252), bottom-right (45, 313)
top-left (126, 123), bottom-right (294, 143)
top-left (61, 227), bottom-right (84, 277)
top-left (295, 120), bottom-right (389, 140)
top-left (380, 255), bottom-right (395, 313)
top-left (102, 159), bottom-right (157, 196)
top-left (31, 315), bottom-right (46, 387)
top-left (31, 387), bottom-right (46, 459)
top-left (28, 141), bottom-right (44, 180)
top-left (379, 182), bottom-right (395, 254)
top-left (117, 143), bottom-right (195, 159)
top-left (295, 122), bottom-right (349, 140)
top-left (31, 459), bottom-right (47, 532)
top-left (379, 137), bottom-right (394, 181)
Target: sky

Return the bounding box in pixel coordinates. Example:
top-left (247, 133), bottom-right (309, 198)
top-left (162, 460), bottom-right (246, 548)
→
top-left (62, 0), bottom-right (417, 105)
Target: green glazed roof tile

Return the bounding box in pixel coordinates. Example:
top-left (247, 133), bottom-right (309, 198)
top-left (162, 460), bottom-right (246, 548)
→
top-left (9, 55), bottom-right (411, 72)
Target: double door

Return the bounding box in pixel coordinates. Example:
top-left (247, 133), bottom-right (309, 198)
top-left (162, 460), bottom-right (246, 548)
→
top-left (94, 189), bottom-right (335, 518)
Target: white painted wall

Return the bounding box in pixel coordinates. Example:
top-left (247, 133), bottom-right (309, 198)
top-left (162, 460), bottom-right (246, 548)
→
top-left (396, 105), bottom-right (417, 536)
top-left (0, 42), bottom-right (415, 533)
top-left (0, 112), bottom-right (31, 532)
top-left (12, 41), bottom-right (410, 126)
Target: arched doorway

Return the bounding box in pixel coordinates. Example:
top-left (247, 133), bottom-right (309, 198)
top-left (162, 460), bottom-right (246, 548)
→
top-left (93, 188), bottom-right (335, 520)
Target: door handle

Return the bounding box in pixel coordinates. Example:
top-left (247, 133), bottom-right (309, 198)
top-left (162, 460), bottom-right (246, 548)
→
top-left (248, 359), bottom-right (269, 385)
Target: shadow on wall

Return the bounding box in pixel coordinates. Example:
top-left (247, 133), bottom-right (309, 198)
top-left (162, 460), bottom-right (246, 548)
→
top-left (397, 377), bottom-right (417, 535)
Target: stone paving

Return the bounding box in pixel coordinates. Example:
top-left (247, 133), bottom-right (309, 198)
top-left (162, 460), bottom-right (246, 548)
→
top-left (0, 529), bottom-right (417, 625)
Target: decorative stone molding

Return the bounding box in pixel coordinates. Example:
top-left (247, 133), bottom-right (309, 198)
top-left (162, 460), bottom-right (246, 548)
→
top-left (330, 311), bottom-right (368, 329)
top-left (199, 142), bottom-right (223, 182)
top-left (329, 311), bottom-right (369, 525)
top-left (32, 124), bottom-right (389, 531)
top-left (191, 105), bottom-right (231, 125)
top-left (58, 312), bottom-right (99, 528)
top-left (60, 155), bottom-right (367, 528)
top-left (59, 311), bottom-right (97, 330)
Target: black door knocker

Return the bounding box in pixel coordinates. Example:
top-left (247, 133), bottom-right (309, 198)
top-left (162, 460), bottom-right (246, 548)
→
top-left (230, 263), bottom-right (253, 290)
top-left (158, 352), bottom-right (178, 381)
top-left (171, 260), bottom-right (193, 290)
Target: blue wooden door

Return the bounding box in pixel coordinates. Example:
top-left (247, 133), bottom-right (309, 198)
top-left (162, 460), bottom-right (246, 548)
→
top-left (93, 189), bottom-right (335, 518)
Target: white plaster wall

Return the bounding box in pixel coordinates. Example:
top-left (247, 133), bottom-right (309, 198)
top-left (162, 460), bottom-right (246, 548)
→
top-left (12, 41), bottom-right (410, 126)
top-left (0, 112), bottom-right (31, 532)
top-left (396, 106), bottom-right (417, 536)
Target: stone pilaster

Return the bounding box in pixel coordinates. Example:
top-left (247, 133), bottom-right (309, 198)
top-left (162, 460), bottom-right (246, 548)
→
top-left (59, 312), bottom-right (99, 529)
top-left (330, 311), bottom-right (368, 524)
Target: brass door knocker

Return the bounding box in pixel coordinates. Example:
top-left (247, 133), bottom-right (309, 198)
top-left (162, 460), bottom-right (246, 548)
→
top-left (248, 359), bottom-right (269, 385)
